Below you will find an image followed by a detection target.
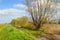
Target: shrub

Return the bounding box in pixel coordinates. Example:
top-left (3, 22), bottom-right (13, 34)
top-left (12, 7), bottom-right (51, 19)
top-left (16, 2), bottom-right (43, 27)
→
top-left (10, 16), bottom-right (28, 28)
top-left (24, 22), bottom-right (36, 30)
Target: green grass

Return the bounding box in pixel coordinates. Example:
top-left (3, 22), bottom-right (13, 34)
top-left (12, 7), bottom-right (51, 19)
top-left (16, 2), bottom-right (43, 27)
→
top-left (0, 25), bottom-right (37, 40)
top-left (21, 29), bottom-right (49, 35)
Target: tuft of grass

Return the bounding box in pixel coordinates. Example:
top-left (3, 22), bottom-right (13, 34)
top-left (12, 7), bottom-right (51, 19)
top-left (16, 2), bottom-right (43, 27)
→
top-left (0, 25), bottom-right (37, 40)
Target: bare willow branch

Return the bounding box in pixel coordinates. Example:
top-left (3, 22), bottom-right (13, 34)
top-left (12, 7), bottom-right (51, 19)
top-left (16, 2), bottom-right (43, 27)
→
top-left (25, 0), bottom-right (56, 29)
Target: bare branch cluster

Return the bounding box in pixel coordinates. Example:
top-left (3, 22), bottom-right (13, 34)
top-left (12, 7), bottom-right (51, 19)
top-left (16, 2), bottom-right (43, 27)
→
top-left (26, 0), bottom-right (56, 29)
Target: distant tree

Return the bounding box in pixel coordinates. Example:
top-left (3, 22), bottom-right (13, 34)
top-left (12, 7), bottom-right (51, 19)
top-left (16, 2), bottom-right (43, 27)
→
top-left (10, 16), bottom-right (28, 27)
top-left (57, 19), bottom-right (60, 24)
top-left (10, 19), bottom-right (17, 26)
top-left (26, 0), bottom-right (56, 30)
top-left (16, 16), bottom-right (28, 27)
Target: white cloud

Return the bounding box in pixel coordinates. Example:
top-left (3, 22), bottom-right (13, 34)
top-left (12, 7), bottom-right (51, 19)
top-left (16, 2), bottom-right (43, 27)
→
top-left (0, 8), bottom-right (26, 15)
top-left (14, 4), bottom-right (27, 10)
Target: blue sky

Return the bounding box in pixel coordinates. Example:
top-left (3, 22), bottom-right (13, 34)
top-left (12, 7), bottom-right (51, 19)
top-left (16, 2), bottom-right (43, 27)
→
top-left (0, 0), bottom-right (29, 24)
top-left (0, 0), bottom-right (22, 9)
top-left (0, 0), bottom-right (60, 24)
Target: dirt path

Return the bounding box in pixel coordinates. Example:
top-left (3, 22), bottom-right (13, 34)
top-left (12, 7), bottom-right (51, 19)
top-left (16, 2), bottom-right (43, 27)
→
top-left (36, 34), bottom-right (60, 40)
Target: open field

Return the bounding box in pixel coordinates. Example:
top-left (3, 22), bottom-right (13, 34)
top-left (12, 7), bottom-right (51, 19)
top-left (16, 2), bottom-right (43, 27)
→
top-left (0, 24), bottom-right (49, 40)
top-left (0, 24), bottom-right (60, 40)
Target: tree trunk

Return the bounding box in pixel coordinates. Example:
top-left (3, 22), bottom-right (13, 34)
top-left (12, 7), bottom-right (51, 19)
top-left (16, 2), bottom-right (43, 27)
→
top-left (35, 24), bottom-right (42, 30)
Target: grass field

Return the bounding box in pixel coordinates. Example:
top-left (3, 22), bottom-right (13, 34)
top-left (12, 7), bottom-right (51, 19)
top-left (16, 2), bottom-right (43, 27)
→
top-left (0, 25), bottom-right (37, 40)
top-left (0, 24), bottom-right (57, 40)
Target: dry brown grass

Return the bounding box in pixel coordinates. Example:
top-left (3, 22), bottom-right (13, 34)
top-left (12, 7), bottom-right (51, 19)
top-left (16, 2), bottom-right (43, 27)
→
top-left (41, 24), bottom-right (60, 34)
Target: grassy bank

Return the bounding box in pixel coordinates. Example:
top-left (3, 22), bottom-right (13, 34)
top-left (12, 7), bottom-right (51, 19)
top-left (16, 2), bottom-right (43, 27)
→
top-left (0, 25), bottom-right (37, 40)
